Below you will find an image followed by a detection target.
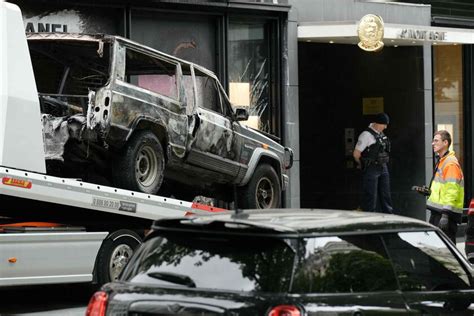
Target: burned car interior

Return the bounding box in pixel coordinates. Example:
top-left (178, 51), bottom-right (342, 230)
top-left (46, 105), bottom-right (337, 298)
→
top-left (30, 39), bottom-right (111, 117)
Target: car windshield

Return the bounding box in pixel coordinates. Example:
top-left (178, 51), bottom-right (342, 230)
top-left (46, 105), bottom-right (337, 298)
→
top-left (121, 233), bottom-right (295, 292)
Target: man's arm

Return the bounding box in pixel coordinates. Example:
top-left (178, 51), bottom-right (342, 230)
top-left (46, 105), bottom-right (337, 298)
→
top-left (353, 149), bottom-right (362, 166)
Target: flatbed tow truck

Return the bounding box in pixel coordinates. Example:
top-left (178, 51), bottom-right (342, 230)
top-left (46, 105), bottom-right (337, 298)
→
top-left (0, 2), bottom-right (223, 287)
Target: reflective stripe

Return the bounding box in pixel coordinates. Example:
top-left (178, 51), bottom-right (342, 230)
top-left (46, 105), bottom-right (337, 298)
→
top-left (427, 200), bottom-right (463, 214)
top-left (434, 177), bottom-right (464, 185)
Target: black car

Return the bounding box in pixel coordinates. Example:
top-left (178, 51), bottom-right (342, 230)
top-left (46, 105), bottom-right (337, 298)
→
top-left (86, 209), bottom-right (474, 315)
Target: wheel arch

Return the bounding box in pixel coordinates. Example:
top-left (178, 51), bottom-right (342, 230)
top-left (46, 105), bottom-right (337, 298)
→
top-left (240, 149), bottom-right (282, 187)
top-left (92, 228), bottom-right (143, 285)
top-left (127, 117), bottom-right (169, 161)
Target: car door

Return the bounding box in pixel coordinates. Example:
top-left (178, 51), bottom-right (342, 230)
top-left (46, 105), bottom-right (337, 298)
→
top-left (185, 66), bottom-right (242, 180)
top-left (291, 234), bottom-right (412, 315)
top-left (382, 231), bottom-right (474, 315)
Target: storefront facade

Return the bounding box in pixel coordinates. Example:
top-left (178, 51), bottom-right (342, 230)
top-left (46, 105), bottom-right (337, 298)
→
top-left (291, 0), bottom-right (474, 219)
top-left (11, 0), bottom-right (301, 207)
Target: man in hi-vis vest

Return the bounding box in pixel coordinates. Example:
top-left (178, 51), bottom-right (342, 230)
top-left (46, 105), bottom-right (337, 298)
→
top-left (428, 130), bottom-right (464, 243)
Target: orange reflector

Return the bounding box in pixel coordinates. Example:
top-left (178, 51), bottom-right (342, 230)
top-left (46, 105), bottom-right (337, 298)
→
top-left (2, 177), bottom-right (32, 189)
top-left (262, 143), bottom-right (269, 149)
top-left (0, 222), bottom-right (63, 228)
top-left (8, 257), bottom-right (17, 263)
top-left (191, 202), bottom-right (226, 213)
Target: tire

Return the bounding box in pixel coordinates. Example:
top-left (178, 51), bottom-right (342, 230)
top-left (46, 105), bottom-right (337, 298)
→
top-left (239, 164), bottom-right (281, 209)
top-left (95, 229), bottom-right (141, 285)
top-left (113, 130), bottom-right (165, 194)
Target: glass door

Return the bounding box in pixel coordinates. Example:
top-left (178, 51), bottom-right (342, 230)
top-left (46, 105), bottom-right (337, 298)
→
top-left (433, 45), bottom-right (464, 169)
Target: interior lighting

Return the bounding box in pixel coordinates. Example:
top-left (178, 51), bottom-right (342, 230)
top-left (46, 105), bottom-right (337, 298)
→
top-left (329, 40), bottom-right (334, 44)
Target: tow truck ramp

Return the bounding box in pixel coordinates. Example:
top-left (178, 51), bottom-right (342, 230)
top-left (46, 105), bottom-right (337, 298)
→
top-left (0, 166), bottom-right (223, 220)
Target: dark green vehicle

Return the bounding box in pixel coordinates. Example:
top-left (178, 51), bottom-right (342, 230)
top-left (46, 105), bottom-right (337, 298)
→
top-left (87, 209), bottom-right (474, 315)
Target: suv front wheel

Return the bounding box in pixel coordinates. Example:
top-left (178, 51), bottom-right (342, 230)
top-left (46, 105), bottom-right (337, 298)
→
top-left (239, 164), bottom-right (281, 209)
top-left (113, 130), bottom-right (165, 194)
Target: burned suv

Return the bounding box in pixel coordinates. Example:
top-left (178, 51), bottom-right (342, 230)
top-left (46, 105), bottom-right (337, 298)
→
top-left (27, 33), bottom-right (293, 208)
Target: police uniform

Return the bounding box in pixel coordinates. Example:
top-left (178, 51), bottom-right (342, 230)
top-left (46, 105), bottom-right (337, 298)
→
top-left (355, 121), bottom-right (393, 213)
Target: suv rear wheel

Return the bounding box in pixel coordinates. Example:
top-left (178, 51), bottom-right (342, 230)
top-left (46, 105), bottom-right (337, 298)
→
top-left (239, 164), bottom-right (281, 209)
top-left (113, 130), bottom-right (165, 194)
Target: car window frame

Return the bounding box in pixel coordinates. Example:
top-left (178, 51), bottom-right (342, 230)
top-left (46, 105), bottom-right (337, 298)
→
top-left (291, 233), bottom-right (400, 294)
top-left (382, 229), bottom-right (474, 292)
top-left (289, 228), bottom-right (474, 294)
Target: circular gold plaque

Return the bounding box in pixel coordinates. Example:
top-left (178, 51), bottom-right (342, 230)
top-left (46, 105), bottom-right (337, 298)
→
top-left (357, 14), bottom-right (384, 52)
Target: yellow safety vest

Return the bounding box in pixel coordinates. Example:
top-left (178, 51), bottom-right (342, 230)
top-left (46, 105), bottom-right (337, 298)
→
top-left (427, 151), bottom-right (464, 214)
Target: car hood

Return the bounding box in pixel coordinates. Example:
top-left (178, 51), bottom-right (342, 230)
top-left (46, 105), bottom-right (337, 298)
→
top-left (239, 124), bottom-right (284, 152)
top-left (104, 282), bottom-right (288, 315)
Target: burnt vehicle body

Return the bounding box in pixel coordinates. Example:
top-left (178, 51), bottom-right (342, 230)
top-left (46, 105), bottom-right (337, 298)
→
top-left (28, 33), bottom-right (293, 208)
top-left (86, 209), bottom-right (474, 315)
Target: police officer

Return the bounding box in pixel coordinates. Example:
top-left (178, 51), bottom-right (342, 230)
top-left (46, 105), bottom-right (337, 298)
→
top-left (353, 113), bottom-right (393, 213)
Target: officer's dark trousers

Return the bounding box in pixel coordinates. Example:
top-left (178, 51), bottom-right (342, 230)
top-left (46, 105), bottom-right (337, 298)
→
top-left (362, 163), bottom-right (393, 213)
top-left (429, 211), bottom-right (458, 244)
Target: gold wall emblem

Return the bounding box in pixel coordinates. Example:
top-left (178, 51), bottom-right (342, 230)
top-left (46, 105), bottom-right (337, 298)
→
top-left (357, 14), bottom-right (384, 52)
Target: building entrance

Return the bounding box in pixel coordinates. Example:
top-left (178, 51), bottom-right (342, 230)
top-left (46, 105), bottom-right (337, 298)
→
top-left (298, 42), bottom-right (427, 218)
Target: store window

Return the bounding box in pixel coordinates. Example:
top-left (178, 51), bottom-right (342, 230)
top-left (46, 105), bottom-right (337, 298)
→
top-left (130, 10), bottom-right (217, 72)
top-left (228, 19), bottom-right (277, 135)
top-left (433, 45), bottom-right (464, 167)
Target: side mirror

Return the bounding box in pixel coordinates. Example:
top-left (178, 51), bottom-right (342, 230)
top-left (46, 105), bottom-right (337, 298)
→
top-left (235, 108), bottom-right (249, 121)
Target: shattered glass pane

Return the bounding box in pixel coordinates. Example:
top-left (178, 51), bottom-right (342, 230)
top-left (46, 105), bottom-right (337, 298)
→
top-left (228, 20), bottom-right (271, 134)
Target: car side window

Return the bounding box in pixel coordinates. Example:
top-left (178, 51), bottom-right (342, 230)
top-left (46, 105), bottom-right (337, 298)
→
top-left (382, 231), bottom-right (470, 291)
top-left (194, 68), bottom-right (222, 114)
top-left (218, 86), bottom-right (234, 118)
top-left (292, 235), bottom-right (398, 293)
top-left (125, 48), bottom-right (178, 101)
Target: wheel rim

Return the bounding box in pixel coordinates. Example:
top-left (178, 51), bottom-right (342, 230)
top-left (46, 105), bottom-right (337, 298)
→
top-left (255, 176), bottom-right (275, 209)
top-left (135, 145), bottom-right (158, 187)
top-left (109, 244), bottom-right (133, 281)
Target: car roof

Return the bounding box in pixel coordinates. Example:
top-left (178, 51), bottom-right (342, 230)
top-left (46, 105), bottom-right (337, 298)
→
top-left (151, 208), bottom-right (435, 237)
